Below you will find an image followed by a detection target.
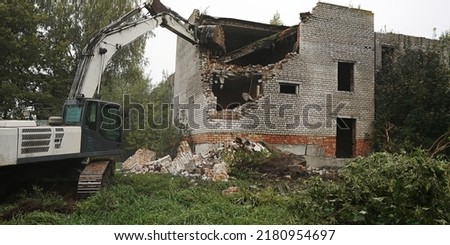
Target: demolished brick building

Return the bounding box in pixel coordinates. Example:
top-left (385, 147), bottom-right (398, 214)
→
top-left (173, 2), bottom-right (447, 165)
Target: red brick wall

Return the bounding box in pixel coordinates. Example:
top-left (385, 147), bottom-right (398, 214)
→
top-left (355, 139), bottom-right (372, 157)
top-left (188, 133), bottom-right (371, 157)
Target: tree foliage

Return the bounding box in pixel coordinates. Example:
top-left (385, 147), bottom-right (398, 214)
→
top-left (374, 48), bottom-right (450, 155)
top-left (0, 0), bottom-right (145, 119)
top-left (269, 11), bottom-right (283, 26)
top-left (124, 72), bottom-right (182, 158)
top-left (0, 1), bottom-right (48, 118)
top-left (34, 2), bottom-right (83, 119)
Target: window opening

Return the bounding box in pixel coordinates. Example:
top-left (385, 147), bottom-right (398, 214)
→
top-left (279, 83), bottom-right (299, 94)
top-left (85, 102), bottom-right (97, 130)
top-left (338, 62), bottom-right (354, 91)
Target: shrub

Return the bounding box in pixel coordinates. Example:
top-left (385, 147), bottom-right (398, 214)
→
top-left (220, 148), bottom-right (273, 178)
top-left (289, 150), bottom-right (450, 224)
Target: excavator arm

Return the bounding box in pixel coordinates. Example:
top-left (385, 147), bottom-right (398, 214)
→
top-left (64, 1), bottom-right (200, 197)
top-left (68, 2), bottom-right (198, 99)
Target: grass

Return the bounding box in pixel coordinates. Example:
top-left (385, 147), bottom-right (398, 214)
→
top-left (2, 151), bottom-right (449, 225)
top-left (0, 173), bottom-right (305, 225)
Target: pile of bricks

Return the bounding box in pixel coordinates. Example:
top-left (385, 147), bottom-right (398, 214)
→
top-left (122, 138), bottom-right (271, 181)
top-left (122, 141), bottom-right (230, 181)
top-left (122, 138), bottom-right (338, 181)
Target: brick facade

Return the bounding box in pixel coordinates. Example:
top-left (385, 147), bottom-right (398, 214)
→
top-left (189, 133), bottom-right (371, 158)
top-left (173, 2), bottom-right (438, 160)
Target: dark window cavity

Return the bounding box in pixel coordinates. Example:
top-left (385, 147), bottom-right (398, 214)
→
top-left (338, 62), bottom-right (354, 91)
top-left (212, 74), bottom-right (261, 111)
top-left (279, 83), bottom-right (299, 95)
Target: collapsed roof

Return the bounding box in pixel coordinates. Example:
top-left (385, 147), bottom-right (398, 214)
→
top-left (148, 0), bottom-right (300, 114)
top-left (196, 14), bottom-right (299, 66)
top-left (148, 0), bottom-right (299, 66)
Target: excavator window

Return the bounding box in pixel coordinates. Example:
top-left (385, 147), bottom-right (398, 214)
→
top-left (63, 104), bottom-right (83, 126)
top-left (99, 103), bottom-right (122, 142)
top-left (85, 102), bottom-right (98, 131)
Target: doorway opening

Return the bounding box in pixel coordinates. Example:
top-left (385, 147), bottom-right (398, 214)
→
top-left (336, 118), bottom-right (355, 158)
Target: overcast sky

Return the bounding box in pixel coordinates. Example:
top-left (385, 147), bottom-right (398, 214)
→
top-left (144, 0), bottom-right (450, 83)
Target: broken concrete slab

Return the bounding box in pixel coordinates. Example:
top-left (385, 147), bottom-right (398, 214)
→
top-left (306, 144), bottom-right (326, 157)
top-left (198, 15), bottom-right (289, 34)
top-left (219, 26), bottom-right (298, 63)
top-left (274, 144), bottom-right (307, 155)
top-left (194, 12), bottom-right (298, 67)
top-left (198, 25), bottom-right (226, 54)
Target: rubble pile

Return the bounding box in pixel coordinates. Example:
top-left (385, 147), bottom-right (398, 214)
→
top-left (122, 141), bottom-right (230, 181)
top-left (122, 148), bottom-right (157, 171)
top-left (202, 52), bottom-right (298, 85)
top-left (122, 137), bottom-right (336, 181)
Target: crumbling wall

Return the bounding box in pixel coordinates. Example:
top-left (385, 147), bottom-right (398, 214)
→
top-left (174, 2), bottom-right (375, 160)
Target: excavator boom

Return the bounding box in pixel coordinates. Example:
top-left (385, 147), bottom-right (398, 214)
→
top-left (69, 3), bottom-right (198, 99)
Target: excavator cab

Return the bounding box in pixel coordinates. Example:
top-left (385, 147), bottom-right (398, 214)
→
top-left (62, 98), bottom-right (122, 157)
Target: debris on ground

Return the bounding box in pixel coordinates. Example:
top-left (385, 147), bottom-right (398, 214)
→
top-left (122, 148), bottom-right (157, 171)
top-left (123, 140), bottom-right (226, 181)
top-left (222, 186), bottom-right (240, 196)
top-left (122, 137), bottom-right (338, 181)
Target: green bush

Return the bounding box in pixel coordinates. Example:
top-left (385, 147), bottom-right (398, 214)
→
top-left (374, 48), bottom-right (450, 154)
top-left (220, 148), bottom-right (273, 178)
top-left (290, 150), bottom-right (450, 224)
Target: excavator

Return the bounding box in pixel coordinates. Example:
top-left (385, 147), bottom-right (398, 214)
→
top-left (0, 0), bottom-right (202, 198)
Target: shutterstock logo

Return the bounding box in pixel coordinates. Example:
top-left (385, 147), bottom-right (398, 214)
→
top-left (119, 94), bottom-right (348, 131)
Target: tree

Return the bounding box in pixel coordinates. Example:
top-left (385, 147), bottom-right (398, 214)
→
top-left (46, 0), bottom-right (147, 105)
top-left (0, 0), bottom-right (146, 119)
top-left (76, 0), bottom-right (150, 104)
top-left (374, 49), bottom-right (450, 155)
top-left (33, 2), bottom-right (83, 119)
top-left (439, 30), bottom-right (450, 65)
top-left (270, 11), bottom-right (283, 26)
top-left (124, 72), bottom-right (182, 158)
top-left (0, 1), bottom-right (48, 119)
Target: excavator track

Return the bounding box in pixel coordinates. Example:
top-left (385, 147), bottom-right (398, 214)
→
top-left (77, 159), bottom-right (114, 198)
